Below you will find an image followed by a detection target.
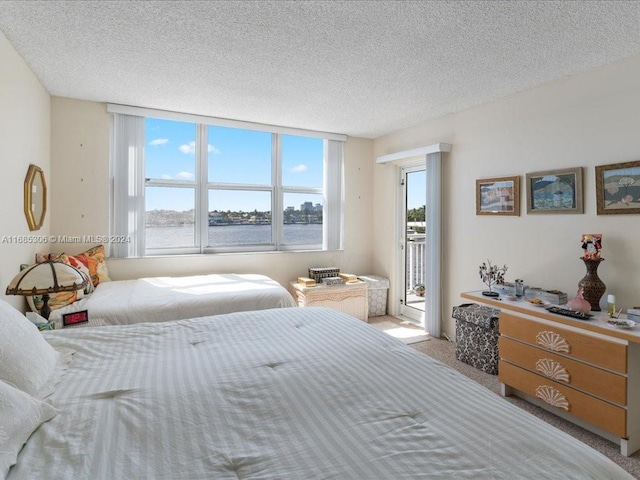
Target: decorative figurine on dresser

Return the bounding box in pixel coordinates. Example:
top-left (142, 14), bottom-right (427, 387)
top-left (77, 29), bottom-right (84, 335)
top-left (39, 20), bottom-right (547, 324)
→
top-left (578, 233), bottom-right (605, 311)
top-left (581, 233), bottom-right (602, 259)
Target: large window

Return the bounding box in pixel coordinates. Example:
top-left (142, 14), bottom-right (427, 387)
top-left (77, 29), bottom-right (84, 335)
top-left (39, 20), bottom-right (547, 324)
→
top-left (109, 105), bottom-right (344, 256)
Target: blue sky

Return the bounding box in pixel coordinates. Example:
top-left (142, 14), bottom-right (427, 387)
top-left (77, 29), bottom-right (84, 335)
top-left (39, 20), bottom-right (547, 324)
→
top-left (145, 118), bottom-right (323, 211)
top-left (406, 169), bottom-right (426, 210)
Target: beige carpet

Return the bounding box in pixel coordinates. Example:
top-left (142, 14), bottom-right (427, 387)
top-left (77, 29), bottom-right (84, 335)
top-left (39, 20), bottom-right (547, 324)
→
top-left (408, 336), bottom-right (640, 479)
top-left (369, 315), bottom-right (429, 344)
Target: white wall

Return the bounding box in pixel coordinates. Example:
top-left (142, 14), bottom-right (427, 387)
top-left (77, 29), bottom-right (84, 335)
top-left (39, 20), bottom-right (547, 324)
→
top-left (374, 54), bottom-right (640, 337)
top-left (50, 97), bottom-right (375, 287)
top-left (0, 31), bottom-right (51, 310)
top-left (50, 97), bottom-right (110, 245)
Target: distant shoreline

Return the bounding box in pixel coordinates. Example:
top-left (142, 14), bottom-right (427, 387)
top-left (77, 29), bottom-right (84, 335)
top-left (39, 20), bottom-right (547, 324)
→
top-left (146, 222), bottom-right (323, 227)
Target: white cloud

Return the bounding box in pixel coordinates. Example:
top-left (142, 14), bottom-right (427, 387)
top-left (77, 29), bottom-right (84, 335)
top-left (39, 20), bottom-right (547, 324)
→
top-left (149, 138), bottom-right (168, 146)
top-left (161, 174), bottom-right (172, 180)
top-left (290, 164), bottom-right (308, 173)
top-left (179, 141), bottom-right (196, 154)
top-left (178, 142), bottom-right (220, 154)
top-left (175, 171), bottom-right (195, 180)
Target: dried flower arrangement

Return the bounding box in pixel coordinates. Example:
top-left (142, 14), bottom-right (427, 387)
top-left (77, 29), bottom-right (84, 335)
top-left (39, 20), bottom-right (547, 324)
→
top-left (479, 260), bottom-right (508, 297)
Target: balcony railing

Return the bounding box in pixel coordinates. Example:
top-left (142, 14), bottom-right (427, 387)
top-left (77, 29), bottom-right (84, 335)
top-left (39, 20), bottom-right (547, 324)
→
top-left (406, 234), bottom-right (425, 291)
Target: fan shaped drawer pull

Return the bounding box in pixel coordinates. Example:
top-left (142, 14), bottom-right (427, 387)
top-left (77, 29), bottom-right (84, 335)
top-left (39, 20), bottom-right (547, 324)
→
top-left (535, 385), bottom-right (570, 411)
top-left (536, 358), bottom-right (570, 382)
top-left (536, 331), bottom-right (570, 353)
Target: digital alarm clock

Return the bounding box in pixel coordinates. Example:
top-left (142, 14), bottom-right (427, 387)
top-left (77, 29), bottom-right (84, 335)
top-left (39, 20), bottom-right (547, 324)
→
top-left (62, 310), bottom-right (89, 327)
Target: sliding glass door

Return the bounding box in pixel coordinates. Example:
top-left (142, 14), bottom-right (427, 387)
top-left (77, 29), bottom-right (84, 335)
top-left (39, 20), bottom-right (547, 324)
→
top-left (400, 165), bottom-right (426, 324)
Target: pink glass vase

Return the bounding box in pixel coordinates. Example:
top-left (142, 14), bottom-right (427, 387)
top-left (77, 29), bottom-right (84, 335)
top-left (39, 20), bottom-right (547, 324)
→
top-left (567, 286), bottom-right (591, 314)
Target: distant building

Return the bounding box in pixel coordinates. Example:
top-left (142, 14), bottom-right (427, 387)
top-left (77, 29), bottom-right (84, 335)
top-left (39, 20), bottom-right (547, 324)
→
top-left (285, 206), bottom-right (295, 211)
top-left (301, 201), bottom-right (313, 211)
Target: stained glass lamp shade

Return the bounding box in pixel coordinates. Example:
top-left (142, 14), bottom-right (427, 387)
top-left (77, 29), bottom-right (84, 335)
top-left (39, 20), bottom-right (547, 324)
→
top-left (5, 260), bottom-right (87, 320)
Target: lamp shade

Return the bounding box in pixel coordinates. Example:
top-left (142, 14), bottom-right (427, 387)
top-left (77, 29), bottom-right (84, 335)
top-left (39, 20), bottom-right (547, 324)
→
top-left (6, 260), bottom-right (87, 297)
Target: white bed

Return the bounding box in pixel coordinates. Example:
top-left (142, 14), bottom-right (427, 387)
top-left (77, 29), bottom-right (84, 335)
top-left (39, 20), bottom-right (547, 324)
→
top-left (7, 307), bottom-right (632, 479)
top-left (47, 273), bottom-right (296, 327)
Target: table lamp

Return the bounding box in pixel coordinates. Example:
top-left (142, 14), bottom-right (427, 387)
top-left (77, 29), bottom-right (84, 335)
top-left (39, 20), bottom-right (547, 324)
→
top-left (5, 259), bottom-right (87, 320)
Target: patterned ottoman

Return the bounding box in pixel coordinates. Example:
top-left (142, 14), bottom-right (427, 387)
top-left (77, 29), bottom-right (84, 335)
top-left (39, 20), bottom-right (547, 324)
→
top-left (452, 303), bottom-right (500, 375)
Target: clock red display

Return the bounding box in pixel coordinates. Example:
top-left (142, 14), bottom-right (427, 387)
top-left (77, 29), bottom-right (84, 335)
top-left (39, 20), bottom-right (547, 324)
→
top-left (62, 310), bottom-right (89, 327)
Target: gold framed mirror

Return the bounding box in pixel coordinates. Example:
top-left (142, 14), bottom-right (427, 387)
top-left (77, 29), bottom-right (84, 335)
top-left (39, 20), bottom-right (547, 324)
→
top-left (24, 164), bottom-right (47, 231)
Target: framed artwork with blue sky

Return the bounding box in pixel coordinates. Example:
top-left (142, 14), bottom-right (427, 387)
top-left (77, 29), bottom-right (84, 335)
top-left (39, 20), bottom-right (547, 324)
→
top-left (595, 160), bottom-right (640, 215)
top-left (526, 167), bottom-right (583, 214)
top-left (476, 175), bottom-right (520, 216)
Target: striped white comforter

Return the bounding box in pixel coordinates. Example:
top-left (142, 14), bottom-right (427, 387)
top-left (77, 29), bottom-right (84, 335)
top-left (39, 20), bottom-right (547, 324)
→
top-left (48, 273), bottom-right (296, 327)
top-left (11, 308), bottom-right (631, 479)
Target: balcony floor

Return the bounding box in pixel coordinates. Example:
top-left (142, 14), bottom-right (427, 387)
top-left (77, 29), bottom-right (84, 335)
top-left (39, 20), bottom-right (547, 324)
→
top-left (405, 292), bottom-right (425, 312)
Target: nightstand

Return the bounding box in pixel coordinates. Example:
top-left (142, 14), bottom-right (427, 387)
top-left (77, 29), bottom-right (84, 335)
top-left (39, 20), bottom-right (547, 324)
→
top-left (289, 281), bottom-right (368, 322)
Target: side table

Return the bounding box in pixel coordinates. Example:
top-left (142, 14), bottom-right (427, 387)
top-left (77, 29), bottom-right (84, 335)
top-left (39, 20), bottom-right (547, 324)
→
top-left (289, 281), bottom-right (369, 322)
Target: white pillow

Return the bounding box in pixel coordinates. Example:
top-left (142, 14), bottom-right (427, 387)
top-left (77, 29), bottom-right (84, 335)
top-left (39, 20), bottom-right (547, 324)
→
top-left (0, 299), bottom-right (59, 398)
top-left (0, 379), bottom-right (57, 478)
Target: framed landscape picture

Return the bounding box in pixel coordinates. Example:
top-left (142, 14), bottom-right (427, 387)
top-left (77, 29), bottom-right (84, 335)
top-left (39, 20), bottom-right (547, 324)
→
top-left (595, 160), bottom-right (640, 215)
top-left (476, 176), bottom-right (520, 216)
top-left (525, 167), bottom-right (583, 214)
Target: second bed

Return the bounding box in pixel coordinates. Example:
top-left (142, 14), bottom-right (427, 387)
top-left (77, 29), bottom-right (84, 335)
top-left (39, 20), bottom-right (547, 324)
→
top-left (47, 273), bottom-right (296, 327)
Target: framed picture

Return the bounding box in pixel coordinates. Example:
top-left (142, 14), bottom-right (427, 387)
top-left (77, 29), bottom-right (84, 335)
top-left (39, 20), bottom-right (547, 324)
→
top-left (595, 160), bottom-right (640, 215)
top-left (525, 167), bottom-right (583, 214)
top-left (476, 176), bottom-right (520, 216)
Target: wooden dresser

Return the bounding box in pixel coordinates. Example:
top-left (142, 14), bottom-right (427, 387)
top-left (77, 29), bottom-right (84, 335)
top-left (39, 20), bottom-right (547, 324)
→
top-left (461, 291), bottom-right (640, 456)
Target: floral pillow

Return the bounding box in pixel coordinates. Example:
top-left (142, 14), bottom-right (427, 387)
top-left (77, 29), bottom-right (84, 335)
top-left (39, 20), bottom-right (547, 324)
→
top-left (73, 245), bottom-right (111, 287)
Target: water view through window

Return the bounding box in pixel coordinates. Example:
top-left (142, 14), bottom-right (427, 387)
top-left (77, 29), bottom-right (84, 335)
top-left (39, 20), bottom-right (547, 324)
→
top-left (146, 224), bottom-right (323, 249)
top-left (144, 118), bottom-right (325, 250)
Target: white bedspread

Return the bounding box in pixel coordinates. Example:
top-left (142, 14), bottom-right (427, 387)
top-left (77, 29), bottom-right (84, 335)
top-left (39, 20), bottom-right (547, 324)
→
top-left (48, 273), bottom-right (295, 327)
top-left (11, 308), bottom-right (632, 479)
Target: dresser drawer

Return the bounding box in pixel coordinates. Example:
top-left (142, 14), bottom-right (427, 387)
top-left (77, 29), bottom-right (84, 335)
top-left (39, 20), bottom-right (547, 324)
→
top-left (499, 312), bottom-right (627, 373)
top-left (499, 337), bottom-right (627, 405)
top-left (499, 361), bottom-right (626, 437)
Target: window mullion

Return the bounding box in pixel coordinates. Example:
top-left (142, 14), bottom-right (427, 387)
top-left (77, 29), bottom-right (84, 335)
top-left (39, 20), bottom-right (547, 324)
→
top-left (145, 179), bottom-right (196, 188)
top-left (282, 186), bottom-right (323, 194)
top-left (273, 133), bottom-right (282, 249)
top-left (207, 183), bottom-right (273, 191)
top-left (197, 124), bottom-right (208, 253)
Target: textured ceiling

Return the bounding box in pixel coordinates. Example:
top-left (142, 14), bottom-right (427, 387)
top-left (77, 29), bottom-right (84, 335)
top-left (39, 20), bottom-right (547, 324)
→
top-left (2, 1), bottom-right (640, 138)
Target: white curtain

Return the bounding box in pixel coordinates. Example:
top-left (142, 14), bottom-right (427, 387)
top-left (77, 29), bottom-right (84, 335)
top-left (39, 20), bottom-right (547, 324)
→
top-left (323, 139), bottom-right (344, 250)
top-left (424, 151), bottom-right (442, 338)
top-left (109, 113), bottom-right (145, 258)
